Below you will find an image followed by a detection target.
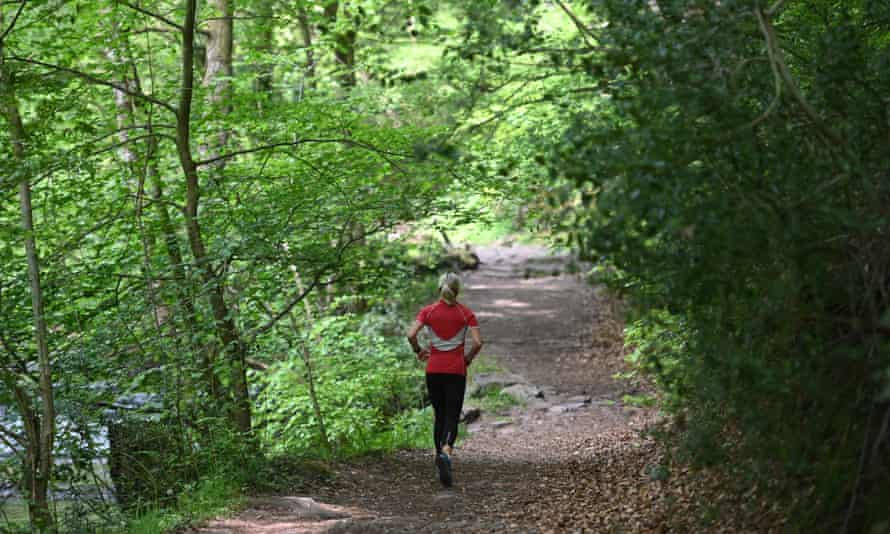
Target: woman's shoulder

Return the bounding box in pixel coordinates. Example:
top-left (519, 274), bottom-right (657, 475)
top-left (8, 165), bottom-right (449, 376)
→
top-left (417, 300), bottom-right (441, 317)
top-left (457, 301), bottom-right (474, 312)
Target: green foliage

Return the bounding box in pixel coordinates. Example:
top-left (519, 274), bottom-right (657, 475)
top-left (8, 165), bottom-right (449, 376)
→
top-left (623, 310), bottom-right (690, 409)
top-left (254, 314), bottom-right (426, 457)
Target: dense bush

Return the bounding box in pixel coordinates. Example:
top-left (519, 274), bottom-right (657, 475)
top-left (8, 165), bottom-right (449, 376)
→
top-left (532, 0), bottom-right (890, 529)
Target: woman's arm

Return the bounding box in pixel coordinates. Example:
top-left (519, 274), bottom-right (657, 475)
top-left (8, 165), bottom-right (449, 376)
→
top-left (406, 320), bottom-right (430, 361)
top-left (465, 327), bottom-right (483, 364)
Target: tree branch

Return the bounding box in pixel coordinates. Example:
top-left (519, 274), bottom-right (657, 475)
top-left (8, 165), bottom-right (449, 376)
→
top-left (244, 218), bottom-right (387, 342)
top-left (870, 404), bottom-right (890, 469)
top-left (0, 127), bottom-right (177, 202)
top-left (43, 206), bottom-right (130, 265)
top-left (842, 402), bottom-right (874, 534)
top-left (0, 371), bottom-right (32, 449)
top-left (0, 410), bottom-right (25, 445)
top-left (247, 273), bottom-right (321, 341)
top-left (733, 54), bottom-right (782, 134)
top-left (554, 0), bottom-right (596, 47)
top-left (0, 423), bottom-right (24, 458)
top-left (765, 0), bottom-right (786, 17)
top-left (0, 325), bottom-right (28, 373)
top-left (459, 95), bottom-right (555, 134)
top-left (0, 0), bottom-right (25, 44)
top-left (755, 5), bottom-right (845, 147)
top-left (126, 27), bottom-right (181, 37)
top-left (115, 0), bottom-right (184, 32)
top-left (4, 55), bottom-right (176, 113)
top-left (194, 137), bottom-right (412, 168)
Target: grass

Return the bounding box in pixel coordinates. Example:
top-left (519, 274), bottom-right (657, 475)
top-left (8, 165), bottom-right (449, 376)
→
top-left (477, 387), bottom-right (524, 413)
top-left (126, 476), bottom-right (244, 534)
top-left (0, 499), bottom-right (28, 532)
top-left (127, 509), bottom-right (181, 534)
top-left (360, 406), bottom-right (434, 454)
top-left (1, 499), bottom-right (106, 533)
top-left (468, 353), bottom-right (507, 376)
top-left (466, 355), bottom-right (524, 414)
top-left (447, 219), bottom-right (515, 245)
top-left (622, 393), bottom-right (657, 408)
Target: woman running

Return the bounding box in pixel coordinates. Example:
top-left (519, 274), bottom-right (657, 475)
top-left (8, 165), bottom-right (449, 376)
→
top-left (407, 272), bottom-right (483, 487)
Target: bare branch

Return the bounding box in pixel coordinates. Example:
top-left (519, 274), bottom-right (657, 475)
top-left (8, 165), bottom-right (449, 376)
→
top-left (0, 423), bottom-right (24, 455)
top-left (126, 27), bottom-right (180, 37)
top-left (755, 6), bottom-right (845, 147)
top-left (842, 402), bottom-right (874, 534)
top-left (4, 55), bottom-right (176, 113)
top-left (0, 0), bottom-right (26, 44)
top-left (0, 325), bottom-right (28, 372)
top-left (115, 0), bottom-right (183, 33)
top-left (247, 273), bottom-right (321, 340)
top-left (554, 0), bottom-right (596, 47)
top-left (871, 404), bottom-right (890, 469)
top-left (733, 55), bottom-right (782, 134)
top-left (765, 0), bottom-right (786, 17)
top-left (194, 138), bottom-right (411, 168)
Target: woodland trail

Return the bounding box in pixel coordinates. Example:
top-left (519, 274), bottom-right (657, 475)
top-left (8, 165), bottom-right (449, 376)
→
top-left (196, 243), bottom-right (672, 534)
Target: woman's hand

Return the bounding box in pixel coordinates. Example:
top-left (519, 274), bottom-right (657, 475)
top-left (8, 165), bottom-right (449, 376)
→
top-left (417, 349), bottom-right (430, 362)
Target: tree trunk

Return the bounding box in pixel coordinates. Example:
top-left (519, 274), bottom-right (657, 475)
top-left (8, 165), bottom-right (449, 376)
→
top-left (324, 1), bottom-right (357, 89)
top-left (178, 0), bottom-right (251, 434)
top-left (149, 159), bottom-right (223, 404)
top-left (297, 5), bottom-right (316, 88)
top-left (0, 45), bottom-right (56, 532)
top-left (203, 0), bottom-right (234, 151)
top-left (286, 307), bottom-right (330, 455)
top-left (254, 1), bottom-right (275, 99)
top-left (301, 340), bottom-right (330, 455)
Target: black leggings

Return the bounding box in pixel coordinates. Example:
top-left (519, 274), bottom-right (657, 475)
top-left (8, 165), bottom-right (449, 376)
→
top-left (426, 373), bottom-right (466, 454)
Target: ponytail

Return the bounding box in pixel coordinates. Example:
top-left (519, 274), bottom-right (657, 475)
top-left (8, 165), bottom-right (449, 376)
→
top-left (438, 272), bottom-right (461, 305)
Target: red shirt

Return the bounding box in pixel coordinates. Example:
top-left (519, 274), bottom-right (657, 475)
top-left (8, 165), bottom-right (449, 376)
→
top-left (416, 300), bottom-right (479, 376)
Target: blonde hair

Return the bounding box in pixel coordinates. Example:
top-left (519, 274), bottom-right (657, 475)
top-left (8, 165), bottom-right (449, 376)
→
top-left (438, 272), bottom-right (461, 305)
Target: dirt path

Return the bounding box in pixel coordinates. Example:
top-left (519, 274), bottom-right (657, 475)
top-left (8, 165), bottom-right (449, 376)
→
top-left (198, 244), bottom-right (665, 534)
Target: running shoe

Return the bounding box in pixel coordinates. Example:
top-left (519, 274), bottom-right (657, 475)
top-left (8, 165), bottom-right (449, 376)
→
top-left (435, 451), bottom-right (453, 487)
